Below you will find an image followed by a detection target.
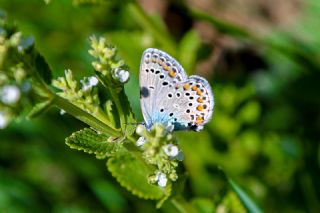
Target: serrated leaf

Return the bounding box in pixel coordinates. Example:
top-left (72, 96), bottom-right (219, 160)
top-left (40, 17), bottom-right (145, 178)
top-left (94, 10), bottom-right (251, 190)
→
top-left (35, 53), bottom-right (52, 84)
top-left (104, 100), bottom-right (117, 127)
top-left (228, 179), bottom-right (263, 213)
top-left (66, 128), bottom-right (121, 159)
top-left (107, 149), bottom-right (171, 200)
top-left (27, 99), bottom-right (53, 119)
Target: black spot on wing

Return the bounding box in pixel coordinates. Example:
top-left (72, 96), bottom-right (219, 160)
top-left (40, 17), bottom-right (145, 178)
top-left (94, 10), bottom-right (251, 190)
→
top-left (190, 125), bottom-right (199, 131)
top-left (140, 87), bottom-right (149, 98)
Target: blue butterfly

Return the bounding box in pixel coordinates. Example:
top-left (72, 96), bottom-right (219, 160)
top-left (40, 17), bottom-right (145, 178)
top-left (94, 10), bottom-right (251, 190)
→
top-left (139, 48), bottom-right (214, 132)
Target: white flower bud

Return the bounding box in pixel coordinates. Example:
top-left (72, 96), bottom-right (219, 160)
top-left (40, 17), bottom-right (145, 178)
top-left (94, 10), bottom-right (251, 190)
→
top-left (0, 85), bottom-right (21, 104)
top-left (136, 124), bottom-right (146, 135)
top-left (80, 76), bottom-right (98, 91)
top-left (136, 136), bottom-right (146, 146)
top-left (88, 76), bottom-right (98, 86)
top-left (162, 144), bottom-right (179, 157)
top-left (114, 69), bottom-right (129, 83)
top-left (155, 172), bottom-right (167, 187)
top-left (0, 112), bottom-right (9, 129)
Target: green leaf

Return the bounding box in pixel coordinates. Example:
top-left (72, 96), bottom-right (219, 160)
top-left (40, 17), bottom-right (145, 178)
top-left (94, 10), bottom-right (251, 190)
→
top-left (89, 179), bottom-right (128, 213)
top-left (35, 53), bottom-right (52, 84)
top-left (27, 99), bottom-right (53, 119)
top-left (228, 178), bottom-right (263, 213)
top-left (118, 88), bottom-right (136, 136)
top-left (107, 148), bottom-right (171, 201)
top-left (191, 198), bottom-right (215, 213)
top-left (178, 30), bottom-right (201, 75)
top-left (66, 128), bottom-right (121, 159)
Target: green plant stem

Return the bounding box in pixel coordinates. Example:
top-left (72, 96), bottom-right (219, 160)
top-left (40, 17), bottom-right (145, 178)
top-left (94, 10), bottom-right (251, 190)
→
top-left (53, 94), bottom-right (120, 137)
top-left (171, 196), bottom-right (197, 213)
top-left (127, 2), bottom-right (177, 55)
top-left (109, 89), bottom-right (126, 131)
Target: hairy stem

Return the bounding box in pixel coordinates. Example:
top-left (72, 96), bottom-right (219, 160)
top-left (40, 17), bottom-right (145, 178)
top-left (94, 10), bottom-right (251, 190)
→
top-left (53, 94), bottom-right (120, 137)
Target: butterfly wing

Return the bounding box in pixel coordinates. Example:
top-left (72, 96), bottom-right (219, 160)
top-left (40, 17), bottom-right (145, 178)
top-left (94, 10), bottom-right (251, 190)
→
top-left (139, 48), bottom-right (214, 131)
top-left (140, 48), bottom-right (187, 129)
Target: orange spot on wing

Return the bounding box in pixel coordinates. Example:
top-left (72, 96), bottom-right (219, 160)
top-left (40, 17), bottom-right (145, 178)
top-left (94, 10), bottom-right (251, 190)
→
top-left (197, 97), bottom-right (203, 103)
top-left (192, 86), bottom-right (198, 91)
top-left (169, 70), bottom-right (176, 77)
top-left (163, 65), bottom-right (169, 71)
top-left (183, 84), bottom-right (190, 90)
top-left (197, 105), bottom-right (204, 111)
top-left (196, 116), bottom-right (204, 124)
top-left (196, 89), bottom-right (203, 95)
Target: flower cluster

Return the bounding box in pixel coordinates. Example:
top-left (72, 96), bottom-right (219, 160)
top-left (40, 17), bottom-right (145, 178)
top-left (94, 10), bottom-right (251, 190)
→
top-left (136, 124), bottom-right (183, 187)
top-left (89, 36), bottom-right (129, 86)
top-left (52, 36), bottom-right (134, 134)
top-left (0, 20), bottom-right (34, 129)
top-left (52, 70), bottom-right (100, 115)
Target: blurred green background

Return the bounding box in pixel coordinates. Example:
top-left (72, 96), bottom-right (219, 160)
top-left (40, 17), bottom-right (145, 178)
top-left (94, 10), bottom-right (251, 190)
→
top-left (0, 0), bottom-right (320, 212)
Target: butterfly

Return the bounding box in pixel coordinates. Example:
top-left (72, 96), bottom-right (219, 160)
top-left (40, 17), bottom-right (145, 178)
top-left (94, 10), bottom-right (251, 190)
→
top-left (139, 48), bottom-right (214, 132)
